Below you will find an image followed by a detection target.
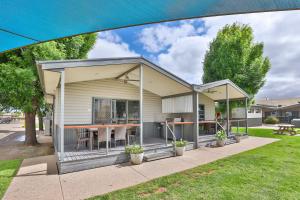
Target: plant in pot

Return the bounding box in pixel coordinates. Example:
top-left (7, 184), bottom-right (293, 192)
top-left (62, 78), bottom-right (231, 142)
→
top-left (233, 132), bottom-right (242, 143)
top-left (215, 130), bottom-right (227, 147)
top-left (125, 145), bottom-right (144, 165)
top-left (174, 139), bottom-right (187, 156)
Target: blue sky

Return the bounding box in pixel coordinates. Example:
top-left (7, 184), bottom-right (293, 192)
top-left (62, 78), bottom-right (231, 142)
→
top-left (109, 19), bottom-right (206, 60)
top-left (88, 10), bottom-right (300, 100)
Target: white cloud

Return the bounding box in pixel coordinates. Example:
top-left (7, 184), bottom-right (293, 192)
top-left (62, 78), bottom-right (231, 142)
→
top-left (139, 23), bottom-right (198, 53)
top-left (88, 32), bottom-right (138, 58)
top-left (158, 36), bottom-right (210, 84)
top-left (139, 10), bottom-right (300, 99)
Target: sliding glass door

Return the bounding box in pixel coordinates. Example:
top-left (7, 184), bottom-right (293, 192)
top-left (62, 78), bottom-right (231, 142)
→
top-left (112, 100), bottom-right (127, 124)
top-left (128, 101), bottom-right (139, 124)
top-left (93, 98), bottom-right (112, 124)
top-left (93, 98), bottom-right (139, 124)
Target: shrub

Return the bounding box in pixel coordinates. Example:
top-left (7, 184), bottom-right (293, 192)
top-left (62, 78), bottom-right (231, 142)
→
top-left (125, 145), bottom-right (144, 154)
top-left (215, 130), bottom-right (227, 140)
top-left (264, 116), bottom-right (279, 124)
top-left (174, 139), bottom-right (187, 147)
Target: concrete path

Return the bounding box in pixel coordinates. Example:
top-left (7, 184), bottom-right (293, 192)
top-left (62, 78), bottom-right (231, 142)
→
top-left (0, 123), bottom-right (53, 160)
top-left (0, 123), bottom-right (23, 140)
top-left (3, 136), bottom-right (278, 200)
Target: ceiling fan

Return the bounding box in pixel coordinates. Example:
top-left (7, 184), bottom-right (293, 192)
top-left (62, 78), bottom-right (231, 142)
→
top-left (121, 74), bottom-right (139, 84)
top-left (204, 89), bottom-right (218, 94)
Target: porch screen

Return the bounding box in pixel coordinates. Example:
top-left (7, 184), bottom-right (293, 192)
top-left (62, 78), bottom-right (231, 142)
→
top-left (162, 95), bottom-right (193, 113)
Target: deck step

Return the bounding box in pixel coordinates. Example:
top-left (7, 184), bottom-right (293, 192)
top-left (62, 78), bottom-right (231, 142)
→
top-left (225, 139), bottom-right (237, 145)
top-left (144, 150), bottom-right (174, 162)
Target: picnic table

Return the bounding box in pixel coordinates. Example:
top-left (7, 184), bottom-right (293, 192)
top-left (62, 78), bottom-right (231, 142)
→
top-left (274, 124), bottom-right (297, 135)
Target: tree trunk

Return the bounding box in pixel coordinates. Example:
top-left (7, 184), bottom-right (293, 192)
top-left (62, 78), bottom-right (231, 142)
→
top-left (38, 112), bottom-right (44, 131)
top-left (24, 112), bottom-right (38, 145)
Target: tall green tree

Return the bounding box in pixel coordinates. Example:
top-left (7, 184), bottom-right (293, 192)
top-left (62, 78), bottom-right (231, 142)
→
top-left (0, 34), bottom-right (97, 145)
top-left (202, 23), bottom-right (270, 98)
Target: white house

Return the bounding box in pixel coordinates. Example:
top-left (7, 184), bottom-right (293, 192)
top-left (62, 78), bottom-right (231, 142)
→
top-left (37, 57), bottom-right (249, 173)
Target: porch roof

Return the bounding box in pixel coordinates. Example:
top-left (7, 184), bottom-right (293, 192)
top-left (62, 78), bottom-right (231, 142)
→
top-left (37, 57), bottom-right (192, 98)
top-left (194, 79), bottom-right (249, 101)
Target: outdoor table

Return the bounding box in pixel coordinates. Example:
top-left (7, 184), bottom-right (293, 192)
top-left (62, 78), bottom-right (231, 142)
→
top-left (275, 124), bottom-right (296, 135)
top-left (65, 124), bottom-right (140, 153)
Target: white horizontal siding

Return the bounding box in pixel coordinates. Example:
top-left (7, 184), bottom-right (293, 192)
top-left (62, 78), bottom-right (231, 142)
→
top-left (55, 79), bottom-right (166, 124)
top-left (198, 93), bottom-right (215, 121)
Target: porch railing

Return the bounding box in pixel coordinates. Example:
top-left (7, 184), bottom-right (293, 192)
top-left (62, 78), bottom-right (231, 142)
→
top-left (215, 121), bottom-right (226, 133)
top-left (230, 119), bottom-right (247, 135)
top-left (165, 121), bottom-right (177, 156)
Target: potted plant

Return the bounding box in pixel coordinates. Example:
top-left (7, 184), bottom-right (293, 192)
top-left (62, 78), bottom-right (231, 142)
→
top-left (125, 145), bottom-right (144, 165)
top-left (174, 139), bottom-right (187, 156)
top-left (233, 132), bottom-right (242, 143)
top-left (215, 130), bottom-right (227, 147)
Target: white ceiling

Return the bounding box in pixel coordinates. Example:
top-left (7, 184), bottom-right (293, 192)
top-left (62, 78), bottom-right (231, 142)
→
top-left (201, 84), bottom-right (247, 100)
top-left (42, 63), bottom-right (191, 97)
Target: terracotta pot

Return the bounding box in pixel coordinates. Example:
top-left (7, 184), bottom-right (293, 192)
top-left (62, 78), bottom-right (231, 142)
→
top-left (130, 153), bottom-right (144, 165)
top-left (234, 135), bottom-right (241, 143)
top-left (216, 139), bottom-right (225, 147)
top-left (175, 146), bottom-right (186, 156)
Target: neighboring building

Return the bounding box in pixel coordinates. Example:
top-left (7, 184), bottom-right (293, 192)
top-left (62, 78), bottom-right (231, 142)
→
top-left (232, 105), bottom-right (262, 127)
top-left (37, 57), bottom-right (249, 173)
top-left (255, 97), bottom-right (300, 123)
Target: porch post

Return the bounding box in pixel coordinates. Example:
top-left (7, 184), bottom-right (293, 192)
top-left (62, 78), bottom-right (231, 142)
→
top-left (245, 98), bottom-right (248, 135)
top-left (226, 84), bottom-right (230, 136)
top-left (139, 64), bottom-right (143, 146)
top-left (60, 70), bottom-right (65, 161)
top-left (193, 91), bottom-right (199, 148)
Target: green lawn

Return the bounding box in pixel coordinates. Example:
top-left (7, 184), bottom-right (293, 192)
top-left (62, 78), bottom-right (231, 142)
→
top-left (0, 159), bottom-right (21, 199)
top-left (90, 128), bottom-right (300, 200)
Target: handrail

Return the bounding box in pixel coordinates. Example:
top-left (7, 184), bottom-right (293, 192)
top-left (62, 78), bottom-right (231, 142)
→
top-left (165, 121), bottom-right (177, 156)
top-left (230, 119), bottom-right (247, 122)
top-left (216, 121), bottom-right (226, 131)
top-left (64, 123), bottom-right (140, 129)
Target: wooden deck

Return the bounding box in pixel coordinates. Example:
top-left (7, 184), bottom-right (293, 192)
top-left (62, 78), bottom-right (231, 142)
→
top-left (57, 137), bottom-right (195, 174)
top-left (60, 137), bottom-right (172, 162)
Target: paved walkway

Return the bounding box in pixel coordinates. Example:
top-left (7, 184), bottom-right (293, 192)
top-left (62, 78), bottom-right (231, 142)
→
top-left (3, 136), bottom-right (278, 200)
top-left (0, 123), bottom-right (23, 140)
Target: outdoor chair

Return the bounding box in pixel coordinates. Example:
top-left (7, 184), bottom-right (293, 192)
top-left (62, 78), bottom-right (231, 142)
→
top-left (97, 128), bottom-right (112, 150)
top-left (75, 128), bottom-right (90, 151)
top-left (127, 127), bottom-right (137, 145)
top-left (114, 127), bottom-right (127, 147)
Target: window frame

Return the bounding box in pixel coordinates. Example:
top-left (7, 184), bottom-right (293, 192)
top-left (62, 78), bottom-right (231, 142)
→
top-left (198, 104), bottom-right (205, 121)
top-left (92, 97), bottom-right (139, 124)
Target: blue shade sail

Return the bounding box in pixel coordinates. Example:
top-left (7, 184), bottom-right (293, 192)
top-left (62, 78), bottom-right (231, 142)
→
top-left (1, 0), bottom-right (300, 53)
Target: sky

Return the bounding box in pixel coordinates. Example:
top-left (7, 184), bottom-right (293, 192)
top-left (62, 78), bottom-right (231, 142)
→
top-left (88, 10), bottom-right (300, 100)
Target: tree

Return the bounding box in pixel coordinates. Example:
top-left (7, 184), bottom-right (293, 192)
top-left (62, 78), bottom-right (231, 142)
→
top-left (0, 34), bottom-right (97, 145)
top-left (202, 23), bottom-right (271, 99)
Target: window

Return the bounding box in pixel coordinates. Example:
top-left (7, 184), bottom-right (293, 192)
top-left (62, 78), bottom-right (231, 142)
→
top-left (93, 98), bottom-right (111, 124)
top-left (198, 104), bottom-right (205, 121)
top-left (112, 100), bottom-right (127, 124)
top-left (285, 112), bottom-right (292, 117)
top-left (128, 101), bottom-right (139, 123)
top-left (93, 98), bottom-right (139, 124)
top-left (255, 109), bottom-right (261, 113)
